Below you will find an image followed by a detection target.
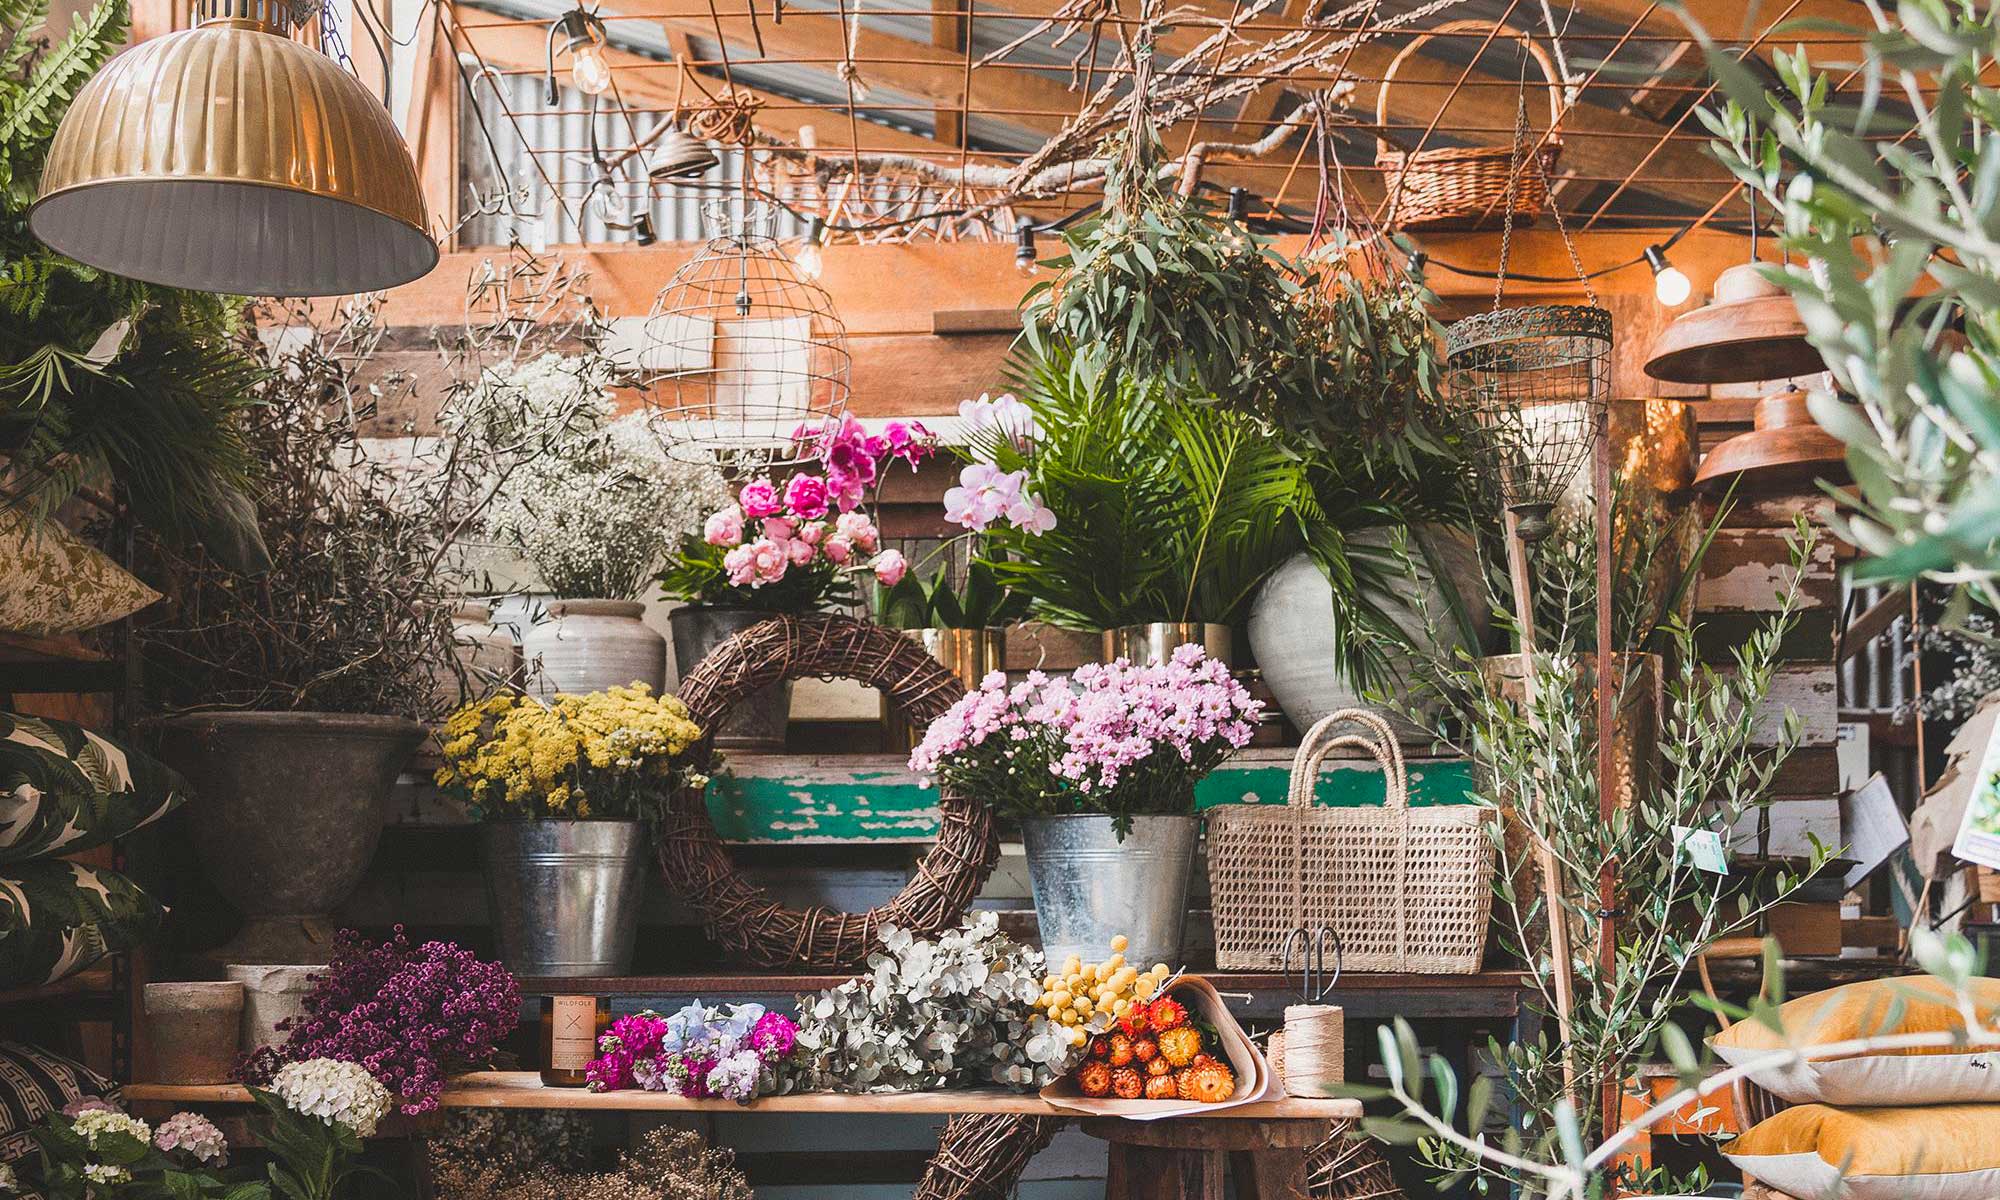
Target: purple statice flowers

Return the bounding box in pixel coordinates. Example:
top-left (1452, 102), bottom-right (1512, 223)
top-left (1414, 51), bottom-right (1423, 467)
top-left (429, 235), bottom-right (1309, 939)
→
top-left (243, 926), bottom-right (520, 1115)
top-left (909, 644), bottom-right (1261, 826)
top-left (585, 1002), bottom-right (799, 1102)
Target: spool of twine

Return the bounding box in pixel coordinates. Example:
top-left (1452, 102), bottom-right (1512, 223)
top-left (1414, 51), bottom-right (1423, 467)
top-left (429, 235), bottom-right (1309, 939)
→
top-left (1281, 1004), bottom-right (1344, 1096)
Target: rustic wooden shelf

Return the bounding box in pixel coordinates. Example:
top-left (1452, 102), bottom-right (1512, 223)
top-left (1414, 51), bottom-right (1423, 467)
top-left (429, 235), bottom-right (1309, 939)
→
top-left (125, 1072), bottom-right (1363, 1120)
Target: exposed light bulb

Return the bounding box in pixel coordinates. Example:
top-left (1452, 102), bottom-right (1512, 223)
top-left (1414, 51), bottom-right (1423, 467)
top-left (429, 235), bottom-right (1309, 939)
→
top-left (569, 43), bottom-right (611, 95)
top-left (795, 217), bottom-right (825, 280)
top-left (1013, 217), bottom-right (1037, 277)
top-left (1645, 244), bottom-right (1692, 307)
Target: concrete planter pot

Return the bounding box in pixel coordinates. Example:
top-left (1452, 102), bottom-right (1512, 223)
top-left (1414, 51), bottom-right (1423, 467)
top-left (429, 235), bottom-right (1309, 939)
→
top-left (226, 963), bottom-right (322, 1053)
top-left (142, 982), bottom-right (243, 1083)
top-left (521, 599), bottom-right (667, 699)
top-left (158, 711), bottom-right (424, 964)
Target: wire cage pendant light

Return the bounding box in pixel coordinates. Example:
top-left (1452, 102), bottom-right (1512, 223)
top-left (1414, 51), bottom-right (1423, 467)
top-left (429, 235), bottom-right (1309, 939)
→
top-left (30, 0), bottom-right (435, 297)
top-left (641, 201), bottom-right (851, 469)
top-left (1446, 304), bottom-right (1612, 543)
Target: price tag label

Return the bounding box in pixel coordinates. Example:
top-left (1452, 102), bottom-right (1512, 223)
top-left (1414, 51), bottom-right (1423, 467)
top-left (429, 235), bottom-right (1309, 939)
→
top-left (1674, 825), bottom-right (1729, 874)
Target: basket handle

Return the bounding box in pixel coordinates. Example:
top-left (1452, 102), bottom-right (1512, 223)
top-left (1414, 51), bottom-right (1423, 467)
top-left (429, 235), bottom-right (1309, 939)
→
top-left (1374, 19), bottom-right (1565, 157)
top-left (1287, 709), bottom-right (1409, 812)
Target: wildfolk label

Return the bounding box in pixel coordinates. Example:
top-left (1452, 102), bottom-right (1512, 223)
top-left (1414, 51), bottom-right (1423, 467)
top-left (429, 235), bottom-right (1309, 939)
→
top-left (549, 995), bottom-right (599, 1071)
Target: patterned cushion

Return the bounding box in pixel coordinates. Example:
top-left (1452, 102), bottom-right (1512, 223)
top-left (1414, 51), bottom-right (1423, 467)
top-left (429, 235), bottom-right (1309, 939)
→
top-left (0, 860), bottom-right (165, 989)
top-left (0, 712), bottom-right (189, 864)
top-left (0, 1041), bottom-right (121, 1165)
top-left (0, 512), bottom-right (159, 638)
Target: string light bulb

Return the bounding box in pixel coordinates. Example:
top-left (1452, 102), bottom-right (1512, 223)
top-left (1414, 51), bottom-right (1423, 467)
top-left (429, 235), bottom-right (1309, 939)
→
top-left (1224, 187), bottom-right (1251, 252)
top-left (795, 217), bottom-right (826, 280)
top-left (546, 10), bottom-right (611, 102)
top-left (1013, 217), bottom-right (1037, 277)
top-left (1645, 244), bottom-right (1692, 307)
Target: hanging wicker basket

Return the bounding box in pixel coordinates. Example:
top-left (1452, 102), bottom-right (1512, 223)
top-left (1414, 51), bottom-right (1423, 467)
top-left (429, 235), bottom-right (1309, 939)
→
top-left (1207, 709), bottom-right (1494, 973)
top-left (1376, 20), bottom-right (1565, 231)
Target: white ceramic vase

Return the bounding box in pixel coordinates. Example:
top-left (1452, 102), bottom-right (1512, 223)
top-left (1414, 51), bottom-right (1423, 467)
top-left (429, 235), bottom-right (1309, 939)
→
top-left (521, 599), bottom-right (667, 699)
top-left (1247, 529), bottom-right (1487, 742)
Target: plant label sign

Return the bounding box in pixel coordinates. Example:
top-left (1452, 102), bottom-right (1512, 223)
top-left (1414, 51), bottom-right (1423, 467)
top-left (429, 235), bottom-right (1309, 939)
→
top-left (1673, 826), bottom-right (1729, 875)
top-left (1953, 719), bottom-right (2000, 872)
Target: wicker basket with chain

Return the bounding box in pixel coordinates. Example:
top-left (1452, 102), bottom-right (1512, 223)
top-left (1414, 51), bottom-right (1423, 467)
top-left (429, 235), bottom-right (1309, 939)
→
top-left (1375, 19), bottom-right (1564, 231)
top-left (1207, 709), bottom-right (1494, 972)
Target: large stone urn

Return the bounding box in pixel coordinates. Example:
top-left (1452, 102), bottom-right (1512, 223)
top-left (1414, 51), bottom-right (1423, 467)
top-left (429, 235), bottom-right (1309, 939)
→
top-left (158, 712), bottom-right (424, 964)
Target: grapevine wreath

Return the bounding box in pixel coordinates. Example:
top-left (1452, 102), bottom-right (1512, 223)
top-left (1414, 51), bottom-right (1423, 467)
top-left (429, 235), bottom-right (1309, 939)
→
top-left (659, 614), bottom-right (999, 967)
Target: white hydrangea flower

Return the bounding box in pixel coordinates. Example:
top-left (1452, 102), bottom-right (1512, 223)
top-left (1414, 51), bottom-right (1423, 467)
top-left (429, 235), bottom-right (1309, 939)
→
top-left (272, 1058), bottom-right (393, 1138)
top-left (70, 1108), bottom-right (150, 1148)
top-left (82, 1163), bottom-right (131, 1186)
top-left (0, 1161), bottom-right (18, 1192)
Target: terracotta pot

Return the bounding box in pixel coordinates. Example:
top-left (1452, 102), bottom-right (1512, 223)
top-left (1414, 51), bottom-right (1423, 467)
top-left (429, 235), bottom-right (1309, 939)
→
top-left (521, 599), bottom-right (667, 699)
top-left (143, 982), bottom-right (243, 1084)
top-left (158, 711), bottom-right (423, 964)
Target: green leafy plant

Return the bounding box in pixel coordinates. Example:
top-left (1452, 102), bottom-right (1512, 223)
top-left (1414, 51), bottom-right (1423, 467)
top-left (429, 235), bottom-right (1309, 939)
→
top-left (1365, 521), bottom-right (1830, 1197)
top-left (983, 341), bottom-right (1472, 687)
top-left (873, 555), bottom-right (1026, 630)
top-left (1697, 1), bottom-right (2000, 603)
top-left (249, 1088), bottom-right (396, 1200)
top-left (1, 0), bottom-right (267, 564)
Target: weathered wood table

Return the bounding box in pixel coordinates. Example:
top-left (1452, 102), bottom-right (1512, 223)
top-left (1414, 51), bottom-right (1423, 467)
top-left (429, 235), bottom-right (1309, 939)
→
top-left (126, 1073), bottom-right (1374, 1200)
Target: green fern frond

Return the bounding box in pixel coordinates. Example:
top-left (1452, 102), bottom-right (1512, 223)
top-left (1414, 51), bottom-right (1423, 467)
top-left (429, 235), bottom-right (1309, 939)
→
top-left (0, 0), bottom-right (53, 79)
top-left (0, 0), bottom-right (126, 171)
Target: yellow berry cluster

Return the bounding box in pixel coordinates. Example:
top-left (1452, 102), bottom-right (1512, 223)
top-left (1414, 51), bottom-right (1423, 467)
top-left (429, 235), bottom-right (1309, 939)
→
top-left (1034, 935), bottom-right (1174, 1046)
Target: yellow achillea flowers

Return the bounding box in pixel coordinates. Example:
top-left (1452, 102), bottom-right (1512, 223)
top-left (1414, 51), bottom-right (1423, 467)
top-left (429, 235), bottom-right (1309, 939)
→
top-left (434, 683), bottom-right (705, 820)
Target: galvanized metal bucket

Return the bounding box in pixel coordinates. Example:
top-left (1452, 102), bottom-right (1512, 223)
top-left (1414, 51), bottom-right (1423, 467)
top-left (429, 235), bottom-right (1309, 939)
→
top-left (480, 821), bottom-right (649, 977)
top-left (1021, 814), bottom-right (1199, 971)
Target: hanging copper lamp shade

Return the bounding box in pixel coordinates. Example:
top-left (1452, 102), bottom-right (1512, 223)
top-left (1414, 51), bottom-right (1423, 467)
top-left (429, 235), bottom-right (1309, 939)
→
top-left (1644, 263), bottom-right (1824, 385)
top-left (30, 0), bottom-right (435, 297)
top-left (1694, 388), bottom-right (1849, 492)
top-left (646, 127), bottom-right (720, 182)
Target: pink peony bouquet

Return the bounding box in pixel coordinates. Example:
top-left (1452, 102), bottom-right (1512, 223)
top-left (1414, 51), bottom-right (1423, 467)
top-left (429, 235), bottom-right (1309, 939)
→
top-left (584, 1002), bottom-right (801, 1101)
top-left (659, 416), bottom-right (930, 612)
top-left (909, 644), bottom-right (1261, 833)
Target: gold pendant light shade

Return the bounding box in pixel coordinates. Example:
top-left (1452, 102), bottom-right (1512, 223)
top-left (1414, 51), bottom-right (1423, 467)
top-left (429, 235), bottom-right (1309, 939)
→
top-left (30, 10), bottom-right (436, 297)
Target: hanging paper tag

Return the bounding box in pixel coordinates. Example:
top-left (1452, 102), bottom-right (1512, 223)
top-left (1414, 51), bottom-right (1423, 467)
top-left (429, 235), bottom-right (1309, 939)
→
top-left (1674, 826), bottom-right (1729, 875)
top-left (1952, 716), bottom-right (2000, 872)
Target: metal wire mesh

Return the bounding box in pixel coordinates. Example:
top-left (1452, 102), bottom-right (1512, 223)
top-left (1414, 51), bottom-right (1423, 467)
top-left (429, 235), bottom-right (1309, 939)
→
top-left (641, 200), bottom-right (851, 468)
top-left (1445, 304), bottom-right (1611, 541)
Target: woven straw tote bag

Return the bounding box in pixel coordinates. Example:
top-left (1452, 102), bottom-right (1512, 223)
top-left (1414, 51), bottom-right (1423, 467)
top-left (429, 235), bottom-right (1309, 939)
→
top-left (1375, 19), bottom-right (1565, 231)
top-left (1207, 709), bottom-right (1495, 972)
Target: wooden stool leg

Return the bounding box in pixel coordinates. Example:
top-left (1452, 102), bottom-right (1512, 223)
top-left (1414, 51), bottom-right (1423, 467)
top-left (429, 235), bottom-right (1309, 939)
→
top-left (1232, 1148), bottom-right (1310, 1200)
top-left (1105, 1142), bottom-right (1227, 1200)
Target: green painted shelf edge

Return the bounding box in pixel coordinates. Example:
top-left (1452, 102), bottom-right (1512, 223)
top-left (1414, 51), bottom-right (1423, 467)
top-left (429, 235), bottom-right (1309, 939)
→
top-left (703, 752), bottom-right (1477, 843)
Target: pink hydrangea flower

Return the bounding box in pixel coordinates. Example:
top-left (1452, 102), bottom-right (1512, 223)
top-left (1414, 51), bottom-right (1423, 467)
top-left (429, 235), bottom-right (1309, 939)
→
top-left (738, 478), bottom-right (783, 519)
top-left (704, 505), bottom-right (744, 547)
top-left (783, 474), bottom-right (831, 520)
top-left (872, 549), bottom-right (908, 587)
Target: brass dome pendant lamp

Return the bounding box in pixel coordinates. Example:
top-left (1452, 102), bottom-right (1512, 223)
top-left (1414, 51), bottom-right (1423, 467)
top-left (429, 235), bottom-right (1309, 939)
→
top-left (29, 0), bottom-right (437, 297)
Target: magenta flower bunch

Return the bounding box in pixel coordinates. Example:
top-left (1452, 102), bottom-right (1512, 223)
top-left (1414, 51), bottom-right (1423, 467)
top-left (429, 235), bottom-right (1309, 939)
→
top-left (659, 416), bottom-right (931, 612)
top-left (584, 1001), bottom-right (800, 1102)
top-left (909, 644), bottom-right (1261, 831)
top-left (241, 926), bottom-right (521, 1114)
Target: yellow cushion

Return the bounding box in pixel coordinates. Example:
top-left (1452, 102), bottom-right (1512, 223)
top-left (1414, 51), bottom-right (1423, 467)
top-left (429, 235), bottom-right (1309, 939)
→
top-left (1710, 976), bottom-right (2000, 1106)
top-left (1728, 1104), bottom-right (2000, 1199)
top-left (0, 512), bottom-right (159, 637)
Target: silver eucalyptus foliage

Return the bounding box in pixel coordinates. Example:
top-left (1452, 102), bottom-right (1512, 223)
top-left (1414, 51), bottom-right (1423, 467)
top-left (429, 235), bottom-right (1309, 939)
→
top-left (791, 915), bottom-right (1073, 1093)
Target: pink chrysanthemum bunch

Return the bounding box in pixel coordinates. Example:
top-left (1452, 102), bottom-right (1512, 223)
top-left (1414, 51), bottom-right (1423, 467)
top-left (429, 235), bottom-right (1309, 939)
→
top-left (909, 644), bottom-right (1260, 830)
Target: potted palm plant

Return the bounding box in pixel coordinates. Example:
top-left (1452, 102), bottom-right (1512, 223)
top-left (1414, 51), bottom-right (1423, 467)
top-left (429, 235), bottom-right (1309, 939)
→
top-left (434, 683), bottom-right (704, 975)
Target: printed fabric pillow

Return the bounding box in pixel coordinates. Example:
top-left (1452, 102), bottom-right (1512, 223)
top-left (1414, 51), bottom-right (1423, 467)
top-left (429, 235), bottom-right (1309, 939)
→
top-left (0, 859), bottom-right (165, 989)
top-left (0, 1040), bottom-right (121, 1166)
top-left (1709, 975), bottom-right (2000, 1106)
top-left (0, 711), bottom-right (189, 864)
top-left (1727, 1103), bottom-right (2000, 1200)
top-left (0, 510), bottom-right (160, 638)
